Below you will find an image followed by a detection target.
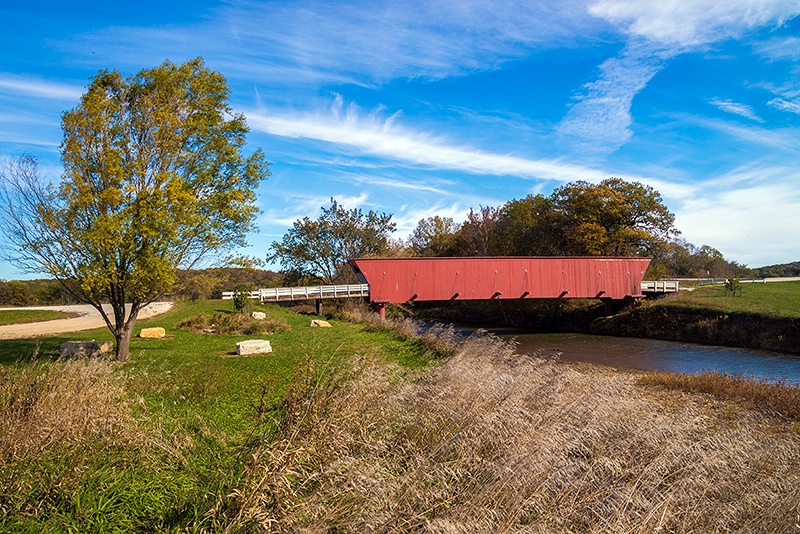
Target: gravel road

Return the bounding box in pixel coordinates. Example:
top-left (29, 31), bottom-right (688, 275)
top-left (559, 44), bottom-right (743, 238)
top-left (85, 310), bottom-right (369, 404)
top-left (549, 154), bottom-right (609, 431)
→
top-left (0, 302), bottom-right (175, 340)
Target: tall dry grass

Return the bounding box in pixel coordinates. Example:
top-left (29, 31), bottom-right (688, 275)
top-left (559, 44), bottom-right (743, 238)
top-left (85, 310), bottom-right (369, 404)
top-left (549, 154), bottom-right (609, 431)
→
top-left (224, 332), bottom-right (800, 533)
top-left (640, 371), bottom-right (800, 420)
top-left (0, 354), bottom-right (134, 462)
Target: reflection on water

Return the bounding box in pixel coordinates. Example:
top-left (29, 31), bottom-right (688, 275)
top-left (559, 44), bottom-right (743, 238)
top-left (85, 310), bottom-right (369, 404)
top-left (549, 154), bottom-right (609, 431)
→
top-left (476, 328), bottom-right (800, 385)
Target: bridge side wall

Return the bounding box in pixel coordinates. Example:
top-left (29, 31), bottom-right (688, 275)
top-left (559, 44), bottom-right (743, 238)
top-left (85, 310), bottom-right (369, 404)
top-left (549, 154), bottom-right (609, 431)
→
top-left (350, 257), bottom-right (651, 304)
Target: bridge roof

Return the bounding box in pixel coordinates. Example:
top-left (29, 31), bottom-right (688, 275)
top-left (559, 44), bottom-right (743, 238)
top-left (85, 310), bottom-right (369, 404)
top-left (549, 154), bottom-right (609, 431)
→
top-left (350, 256), bottom-right (651, 304)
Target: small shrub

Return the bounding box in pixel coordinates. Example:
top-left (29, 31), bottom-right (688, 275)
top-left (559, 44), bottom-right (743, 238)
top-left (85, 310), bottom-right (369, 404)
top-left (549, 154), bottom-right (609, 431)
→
top-left (177, 312), bottom-right (289, 336)
top-left (724, 277), bottom-right (743, 296)
top-left (232, 285), bottom-right (253, 314)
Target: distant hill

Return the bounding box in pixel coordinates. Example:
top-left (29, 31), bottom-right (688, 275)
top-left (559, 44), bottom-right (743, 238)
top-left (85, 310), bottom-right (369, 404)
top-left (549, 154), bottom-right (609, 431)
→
top-left (756, 261), bottom-right (800, 278)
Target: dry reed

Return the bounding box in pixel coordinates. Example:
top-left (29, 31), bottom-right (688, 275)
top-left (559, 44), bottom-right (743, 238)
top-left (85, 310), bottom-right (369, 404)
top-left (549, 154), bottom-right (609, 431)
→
top-left (225, 332), bottom-right (800, 533)
top-left (0, 355), bottom-right (134, 462)
top-left (640, 371), bottom-right (800, 420)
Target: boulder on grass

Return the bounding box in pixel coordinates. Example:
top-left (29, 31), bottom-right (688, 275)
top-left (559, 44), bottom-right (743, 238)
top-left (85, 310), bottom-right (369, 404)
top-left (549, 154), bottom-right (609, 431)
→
top-left (252, 311), bottom-right (267, 320)
top-left (236, 339), bottom-right (272, 356)
top-left (310, 320), bottom-right (332, 328)
top-left (139, 327), bottom-right (166, 339)
top-left (60, 340), bottom-right (113, 359)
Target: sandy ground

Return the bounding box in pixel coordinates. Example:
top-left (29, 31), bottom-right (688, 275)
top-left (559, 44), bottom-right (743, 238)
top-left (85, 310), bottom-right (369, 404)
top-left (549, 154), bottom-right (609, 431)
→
top-left (0, 302), bottom-right (175, 340)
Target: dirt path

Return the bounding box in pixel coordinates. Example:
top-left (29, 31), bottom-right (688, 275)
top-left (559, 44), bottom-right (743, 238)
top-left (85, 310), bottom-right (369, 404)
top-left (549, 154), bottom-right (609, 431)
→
top-left (0, 302), bottom-right (175, 340)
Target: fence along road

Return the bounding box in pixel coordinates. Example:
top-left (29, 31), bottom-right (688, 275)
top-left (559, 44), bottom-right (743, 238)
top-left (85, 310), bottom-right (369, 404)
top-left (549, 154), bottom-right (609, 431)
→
top-left (223, 280), bottom-right (677, 303)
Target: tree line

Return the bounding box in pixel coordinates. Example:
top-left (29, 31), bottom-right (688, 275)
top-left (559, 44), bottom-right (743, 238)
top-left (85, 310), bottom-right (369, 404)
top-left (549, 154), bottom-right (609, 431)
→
top-left (0, 268), bottom-right (282, 307)
top-left (270, 179), bottom-right (753, 284)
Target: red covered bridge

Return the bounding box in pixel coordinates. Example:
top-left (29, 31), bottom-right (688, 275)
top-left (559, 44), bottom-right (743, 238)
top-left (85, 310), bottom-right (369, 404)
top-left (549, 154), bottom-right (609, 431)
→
top-left (350, 256), bottom-right (651, 317)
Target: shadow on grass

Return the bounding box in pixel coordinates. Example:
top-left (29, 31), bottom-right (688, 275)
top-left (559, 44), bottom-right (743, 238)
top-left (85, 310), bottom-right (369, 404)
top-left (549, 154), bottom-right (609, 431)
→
top-left (0, 327), bottom-right (114, 365)
top-left (0, 337), bottom-right (70, 364)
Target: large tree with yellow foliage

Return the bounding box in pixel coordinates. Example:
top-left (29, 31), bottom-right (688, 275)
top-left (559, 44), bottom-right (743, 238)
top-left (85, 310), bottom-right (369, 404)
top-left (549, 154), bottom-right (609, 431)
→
top-left (0, 58), bottom-right (269, 361)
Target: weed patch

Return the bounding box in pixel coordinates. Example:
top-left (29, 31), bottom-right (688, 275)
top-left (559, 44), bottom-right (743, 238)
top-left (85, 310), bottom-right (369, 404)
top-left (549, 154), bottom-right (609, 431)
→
top-left (640, 371), bottom-right (800, 420)
top-left (177, 311), bottom-right (290, 336)
top-left (0, 356), bottom-right (134, 462)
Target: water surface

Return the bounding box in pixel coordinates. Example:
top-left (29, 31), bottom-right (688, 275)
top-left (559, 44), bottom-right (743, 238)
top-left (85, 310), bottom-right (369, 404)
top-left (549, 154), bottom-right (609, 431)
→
top-left (477, 329), bottom-right (800, 385)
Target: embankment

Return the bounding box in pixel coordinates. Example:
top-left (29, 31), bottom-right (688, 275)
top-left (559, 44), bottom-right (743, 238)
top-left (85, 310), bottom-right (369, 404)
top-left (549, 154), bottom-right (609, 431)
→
top-left (415, 298), bottom-right (800, 355)
top-left (591, 303), bottom-right (800, 355)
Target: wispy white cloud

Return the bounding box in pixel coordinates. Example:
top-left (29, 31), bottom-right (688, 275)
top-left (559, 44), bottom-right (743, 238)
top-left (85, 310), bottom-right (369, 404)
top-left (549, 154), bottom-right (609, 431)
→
top-left (685, 115), bottom-right (800, 153)
top-left (710, 98), bottom-right (763, 122)
top-left (588, 0), bottom-right (800, 48)
top-left (0, 75), bottom-right (83, 101)
top-left (348, 174), bottom-right (454, 195)
top-left (258, 191), bottom-right (372, 228)
top-left (64, 0), bottom-right (596, 87)
top-left (558, 40), bottom-right (670, 154)
top-left (218, 0), bottom-right (595, 82)
top-left (768, 97), bottom-right (800, 114)
top-left (755, 35), bottom-right (800, 61)
top-left (0, 131), bottom-right (60, 149)
top-left (560, 0), bottom-right (800, 155)
top-left (392, 201), bottom-right (471, 237)
top-left (247, 102), bottom-right (621, 184)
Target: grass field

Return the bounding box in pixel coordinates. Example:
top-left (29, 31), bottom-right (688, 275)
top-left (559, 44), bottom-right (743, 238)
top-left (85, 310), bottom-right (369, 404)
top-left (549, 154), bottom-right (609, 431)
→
top-left (0, 300), bottom-right (437, 533)
top-left (0, 309), bottom-right (79, 325)
top-left (1, 299), bottom-right (799, 532)
top-left (660, 280), bottom-right (800, 318)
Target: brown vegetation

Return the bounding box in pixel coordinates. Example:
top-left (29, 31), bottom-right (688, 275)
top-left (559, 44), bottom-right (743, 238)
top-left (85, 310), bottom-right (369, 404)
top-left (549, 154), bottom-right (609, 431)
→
top-left (641, 371), bottom-right (800, 420)
top-left (177, 312), bottom-right (290, 336)
top-left (224, 331), bottom-right (800, 532)
top-left (0, 355), bottom-right (134, 462)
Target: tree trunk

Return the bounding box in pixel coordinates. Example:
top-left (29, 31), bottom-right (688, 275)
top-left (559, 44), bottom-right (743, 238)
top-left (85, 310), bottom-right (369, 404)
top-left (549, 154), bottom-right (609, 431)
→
top-left (114, 323), bottom-right (135, 362)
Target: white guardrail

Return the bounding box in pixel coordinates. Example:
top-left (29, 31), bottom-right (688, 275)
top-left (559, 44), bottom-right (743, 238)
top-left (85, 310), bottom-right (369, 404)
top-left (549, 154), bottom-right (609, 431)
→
top-left (222, 284), bottom-right (370, 302)
top-left (224, 280), bottom-right (679, 302)
top-left (640, 280), bottom-right (680, 293)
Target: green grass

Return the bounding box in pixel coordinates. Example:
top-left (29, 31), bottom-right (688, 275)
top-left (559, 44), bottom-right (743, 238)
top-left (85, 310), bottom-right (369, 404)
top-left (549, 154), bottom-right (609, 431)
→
top-left (0, 309), bottom-right (79, 325)
top-left (0, 300), bottom-right (437, 533)
top-left (658, 281), bottom-right (800, 318)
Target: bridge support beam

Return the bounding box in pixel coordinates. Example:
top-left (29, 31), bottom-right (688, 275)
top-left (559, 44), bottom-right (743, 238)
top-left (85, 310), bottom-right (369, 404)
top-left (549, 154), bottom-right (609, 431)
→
top-left (601, 298), bottom-right (615, 316)
top-left (370, 302), bottom-right (387, 320)
top-left (315, 299), bottom-right (323, 317)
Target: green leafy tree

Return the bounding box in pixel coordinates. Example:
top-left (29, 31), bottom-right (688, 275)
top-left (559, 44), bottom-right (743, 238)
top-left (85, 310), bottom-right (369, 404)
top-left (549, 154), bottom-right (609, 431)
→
top-left (550, 178), bottom-right (677, 256)
top-left (440, 178), bottom-right (677, 259)
top-left (452, 205), bottom-right (502, 256)
top-left (493, 194), bottom-right (562, 256)
top-left (0, 58), bottom-right (269, 361)
top-left (3, 280), bottom-right (31, 306)
top-left (408, 216), bottom-right (460, 257)
top-left (269, 199), bottom-right (396, 284)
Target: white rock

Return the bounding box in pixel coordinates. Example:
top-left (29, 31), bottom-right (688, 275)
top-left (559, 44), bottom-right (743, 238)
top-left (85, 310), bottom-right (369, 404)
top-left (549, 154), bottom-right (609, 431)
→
top-left (252, 311), bottom-right (267, 320)
top-left (236, 339), bottom-right (272, 356)
top-left (310, 320), bottom-right (332, 328)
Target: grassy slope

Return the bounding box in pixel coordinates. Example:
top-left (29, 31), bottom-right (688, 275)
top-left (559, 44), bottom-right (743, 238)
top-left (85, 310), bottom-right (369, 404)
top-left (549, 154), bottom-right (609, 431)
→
top-left (0, 309), bottom-right (79, 325)
top-left (0, 300), bottom-right (435, 533)
top-left (593, 281), bottom-right (800, 353)
top-left (660, 281), bottom-right (800, 318)
top-left (1, 299), bottom-right (799, 532)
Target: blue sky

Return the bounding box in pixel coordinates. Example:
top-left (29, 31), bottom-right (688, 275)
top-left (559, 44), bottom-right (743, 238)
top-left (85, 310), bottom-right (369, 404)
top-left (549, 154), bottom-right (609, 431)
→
top-left (2, 0), bottom-right (800, 280)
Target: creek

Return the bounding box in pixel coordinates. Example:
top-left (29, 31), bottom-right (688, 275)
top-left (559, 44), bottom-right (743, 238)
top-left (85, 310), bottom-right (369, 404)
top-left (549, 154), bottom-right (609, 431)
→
top-left (458, 327), bottom-right (800, 385)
